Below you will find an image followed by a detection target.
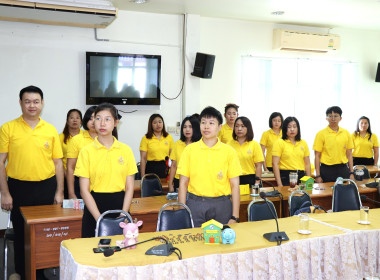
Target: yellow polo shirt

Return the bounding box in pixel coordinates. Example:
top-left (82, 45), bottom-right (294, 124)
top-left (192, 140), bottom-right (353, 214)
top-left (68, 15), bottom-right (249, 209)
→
top-left (227, 139), bottom-right (264, 175)
top-left (313, 126), bottom-right (354, 165)
top-left (0, 116), bottom-right (62, 181)
top-left (218, 123), bottom-right (233, 144)
top-left (66, 130), bottom-right (95, 159)
top-left (352, 132), bottom-right (379, 158)
top-left (177, 139), bottom-right (242, 197)
top-left (260, 129), bottom-right (282, 168)
top-left (272, 139), bottom-right (310, 170)
top-left (59, 130), bottom-right (84, 170)
top-left (139, 134), bottom-right (174, 161)
top-left (74, 137), bottom-right (137, 193)
top-left (169, 140), bottom-right (187, 179)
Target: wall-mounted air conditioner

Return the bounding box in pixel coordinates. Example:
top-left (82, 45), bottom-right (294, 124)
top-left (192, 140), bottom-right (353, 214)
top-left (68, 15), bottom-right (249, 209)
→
top-left (0, 0), bottom-right (117, 28)
top-left (273, 29), bottom-right (340, 53)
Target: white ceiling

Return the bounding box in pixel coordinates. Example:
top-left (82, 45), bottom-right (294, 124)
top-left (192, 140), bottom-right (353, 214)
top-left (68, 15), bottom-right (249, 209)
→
top-left (112, 0), bottom-right (380, 31)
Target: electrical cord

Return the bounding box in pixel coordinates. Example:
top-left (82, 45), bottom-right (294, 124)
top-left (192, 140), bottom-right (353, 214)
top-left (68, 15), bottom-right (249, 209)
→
top-left (170, 247), bottom-right (182, 260)
top-left (161, 14), bottom-right (186, 101)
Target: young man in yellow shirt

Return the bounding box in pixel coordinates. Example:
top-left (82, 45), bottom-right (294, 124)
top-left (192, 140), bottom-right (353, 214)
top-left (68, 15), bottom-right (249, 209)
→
top-left (0, 86), bottom-right (64, 279)
top-left (178, 106), bottom-right (241, 227)
top-left (313, 106), bottom-right (354, 183)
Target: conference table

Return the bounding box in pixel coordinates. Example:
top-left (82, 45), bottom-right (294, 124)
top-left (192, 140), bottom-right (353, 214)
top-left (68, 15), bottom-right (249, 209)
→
top-left (21, 178), bottom-right (379, 279)
top-left (60, 208), bottom-right (380, 279)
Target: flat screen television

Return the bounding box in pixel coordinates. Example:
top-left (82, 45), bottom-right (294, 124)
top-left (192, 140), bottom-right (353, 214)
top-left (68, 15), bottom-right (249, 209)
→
top-left (86, 52), bottom-right (161, 105)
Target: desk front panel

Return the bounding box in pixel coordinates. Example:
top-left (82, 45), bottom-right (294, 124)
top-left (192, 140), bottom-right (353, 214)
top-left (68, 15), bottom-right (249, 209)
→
top-left (32, 220), bottom-right (82, 268)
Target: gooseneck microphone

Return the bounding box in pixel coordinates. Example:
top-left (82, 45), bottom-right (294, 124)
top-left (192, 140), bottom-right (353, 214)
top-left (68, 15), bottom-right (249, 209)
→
top-left (360, 195), bottom-right (380, 206)
top-left (260, 192), bottom-right (289, 245)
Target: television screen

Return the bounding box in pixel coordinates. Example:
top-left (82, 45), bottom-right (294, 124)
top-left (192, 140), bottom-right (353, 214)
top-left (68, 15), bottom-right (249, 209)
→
top-left (86, 52), bottom-right (161, 105)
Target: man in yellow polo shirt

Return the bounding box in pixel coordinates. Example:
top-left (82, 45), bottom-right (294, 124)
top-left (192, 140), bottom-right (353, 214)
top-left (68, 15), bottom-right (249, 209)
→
top-left (313, 106), bottom-right (354, 183)
top-left (178, 106), bottom-right (241, 227)
top-left (0, 86), bottom-right (64, 279)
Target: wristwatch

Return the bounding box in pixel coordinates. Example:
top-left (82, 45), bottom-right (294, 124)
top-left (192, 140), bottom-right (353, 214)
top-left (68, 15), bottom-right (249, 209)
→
top-left (231, 216), bottom-right (240, 223)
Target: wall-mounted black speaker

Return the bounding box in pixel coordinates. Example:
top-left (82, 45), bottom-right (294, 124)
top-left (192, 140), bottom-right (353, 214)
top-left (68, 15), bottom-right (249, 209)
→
top-left (376, 63), bottom-right (380, 82)
top-left (191, 52), bottom-right (215, 79)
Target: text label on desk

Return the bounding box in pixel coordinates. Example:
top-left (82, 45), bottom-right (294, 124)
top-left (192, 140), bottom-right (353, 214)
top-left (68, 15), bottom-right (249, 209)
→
top-left (43, 226), bottom-right (70, 238)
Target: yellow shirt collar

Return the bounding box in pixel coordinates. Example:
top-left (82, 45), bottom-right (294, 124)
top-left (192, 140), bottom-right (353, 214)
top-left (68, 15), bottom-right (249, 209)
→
top-left (199, 138), bottom-right (222, 150)
top-left (93, 136), bottom-right (120, 150)
top-left (327, 126), bottom-right (341, 133)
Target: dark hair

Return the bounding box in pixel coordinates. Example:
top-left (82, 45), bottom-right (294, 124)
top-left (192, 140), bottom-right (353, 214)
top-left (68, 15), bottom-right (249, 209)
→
top-left (233, 116), bottom-right (254, 141)
top-left (82, 106), bottom-right (97, 131)
top-left (94, 103), bottom-right (119, 139)
top-left (145, 114), bottom-right (168, 139)
top-left (269, 112), bottom-right (283, 129)
top-left (355, 116), bottom-right (372, 141)
top-left (282, 116), bottom-right (301, 141)
top-left (200, 106), bottom-right (223, 125)
top-left (224, 103), bottom-right (239, 113)
top-left (191, 113), bottom-right (201, 121)
top-left (62, 109), bottom-right (83, 144)
top-left (180, 116), bottom-right (202, 142)
top-left (19, 85), bottom-right (43, 100)
top-left (326, 106), bottom-right (342, 116)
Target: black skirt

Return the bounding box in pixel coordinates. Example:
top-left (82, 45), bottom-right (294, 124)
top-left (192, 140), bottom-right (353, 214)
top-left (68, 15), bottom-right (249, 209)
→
top-left (146, 160), bottom-right (167, 178)
top-left (81, 191), bottom-right (125, 238)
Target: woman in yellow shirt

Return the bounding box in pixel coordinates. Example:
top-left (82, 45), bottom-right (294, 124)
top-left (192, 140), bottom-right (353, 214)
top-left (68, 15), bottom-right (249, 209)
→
top-left (59, 109), bottom-right (82, 198)
top-left (66, 106), bottom-right (97, 199)
top-left (228, 116), bottom-right (264, 186)
top-left (140, 114), bottom-right (174, 178)
top-left (272, 116), bottom-right (311, 187)
top-left (352, 116), bottom-right (379, 166)
top-left (218, 103), bottom-right (239, 143)
top-left (75, 103), bottom-right (136, 237)
top-left (260, 112), bottom-right (283, 171)
top-left (168, 116), bottom-right (201, 192)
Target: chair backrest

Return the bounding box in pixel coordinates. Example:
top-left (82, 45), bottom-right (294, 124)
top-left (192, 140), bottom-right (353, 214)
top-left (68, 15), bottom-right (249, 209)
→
top-left (332, 179), bottom-right (362, 212)
top-left (248, 199), bottom-right (277, 221)
top-left (95, 210), bottom-right (133, 237)
top-left (156, 202), bottom-right (194, 231)
top-left (135, 162), bottom-right (141, 180)
top-left (141, 173), bottom-right (163, 197)
top-left (353, 165), bottom-right (370, 180)
top-left (288, 190), bottom-right (312, 216)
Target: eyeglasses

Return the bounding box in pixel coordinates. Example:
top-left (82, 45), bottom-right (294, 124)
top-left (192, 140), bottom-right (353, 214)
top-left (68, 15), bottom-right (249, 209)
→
top-left (327, 115), bottom-right (340, 120)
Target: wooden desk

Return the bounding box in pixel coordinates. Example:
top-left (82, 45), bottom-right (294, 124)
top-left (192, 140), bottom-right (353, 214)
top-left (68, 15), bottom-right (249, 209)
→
top-left (366, 165), bottom-right (380, 176)
top-left (20, 205), bottom-right (83, 280)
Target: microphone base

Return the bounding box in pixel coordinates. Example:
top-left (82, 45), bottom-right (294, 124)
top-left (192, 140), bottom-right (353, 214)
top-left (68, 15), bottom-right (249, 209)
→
top-left (263, 231), bottom-right (289, 242)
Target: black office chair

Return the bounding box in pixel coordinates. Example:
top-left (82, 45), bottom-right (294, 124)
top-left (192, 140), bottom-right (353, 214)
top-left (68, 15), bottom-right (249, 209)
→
top-left (95, 210), bottom-right (133, 237)
top-left (141, 173), bottom-right (164, 197)
top-left (247, 199), bottom-right (277, 221)
top-left (353, 165), bottom-right (370, 181)
top-left (288, 190), bottom-right (312, 216)
top-left (156, 202), bottom-right (194, 232)
top-left (3, 211), bottom-right (15, 280)
top-left (332, 179), bottom-right (362, 212)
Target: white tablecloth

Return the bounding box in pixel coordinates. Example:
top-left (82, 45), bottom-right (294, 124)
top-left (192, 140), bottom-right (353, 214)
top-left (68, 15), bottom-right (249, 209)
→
top-left (60, 228), bottom-right (380, 280)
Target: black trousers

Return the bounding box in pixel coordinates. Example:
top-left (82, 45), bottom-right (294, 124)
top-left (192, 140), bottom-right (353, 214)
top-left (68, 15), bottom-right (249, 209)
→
top-left (187, 193), bottom-right (232, 227)
top-left (279, 170), bottom-right (306, 186)
top-left (173, 178), bottom-right (179, 192)
top-left (8, 176), bottom-right (57, 279)
top-left (146, 160), bottom-right (167, 178)
top-left (82, 191), bottom-right (125, 238)
top-left (353, 157), bottom-right (374, 166)
top-left (320, 163), bottom-right (350, 182)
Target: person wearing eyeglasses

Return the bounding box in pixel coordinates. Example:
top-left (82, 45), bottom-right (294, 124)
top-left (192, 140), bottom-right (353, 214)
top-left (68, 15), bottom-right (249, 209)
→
top-left (313, 106), bottom-right (354, 183)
